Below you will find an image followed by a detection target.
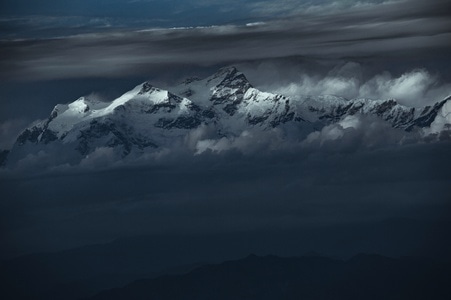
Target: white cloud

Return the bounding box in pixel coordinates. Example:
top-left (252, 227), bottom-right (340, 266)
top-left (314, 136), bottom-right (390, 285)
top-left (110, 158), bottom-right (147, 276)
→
top-left (183, 124), bottom-right (217, 150)
top-left (271, 74), bottom-right (360, 101)
top-left (339, 115), bottom-right (361, 129)
top-left (301, 114), bottom-right (412, 150)
top-left (358, 69), bottom-right (448, 106)
top-left (79, 147), bottom-right (118, 169)
top-left (261, 64), bottom-right (451, 107)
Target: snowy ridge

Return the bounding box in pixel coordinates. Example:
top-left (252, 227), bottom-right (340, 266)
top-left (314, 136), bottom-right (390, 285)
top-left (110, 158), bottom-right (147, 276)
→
top-left (5, 67), bottom-right (451, 166)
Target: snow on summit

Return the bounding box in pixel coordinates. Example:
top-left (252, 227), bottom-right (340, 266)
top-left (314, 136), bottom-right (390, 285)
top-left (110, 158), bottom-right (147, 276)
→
top-left (3, 67), bottom-right (451, 168)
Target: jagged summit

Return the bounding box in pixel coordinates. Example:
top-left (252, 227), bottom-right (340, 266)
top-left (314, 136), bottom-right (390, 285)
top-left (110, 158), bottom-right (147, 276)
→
top-left (207, 66), bottom-right (241, 81)
top-left (4, 67), bottom-right (450, 167)
top-left (207, 66), bottom-right (252, 88)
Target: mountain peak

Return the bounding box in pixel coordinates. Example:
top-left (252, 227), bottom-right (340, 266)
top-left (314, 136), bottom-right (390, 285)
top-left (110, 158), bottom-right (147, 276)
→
top-left (4, 66), bottom-right (450, 168)
top-left (138, 81), bottom-right (157, 94)
top-left (207, 66), bottom-right (252, 89)
top-left (211, 66), bottom-right (239, 79)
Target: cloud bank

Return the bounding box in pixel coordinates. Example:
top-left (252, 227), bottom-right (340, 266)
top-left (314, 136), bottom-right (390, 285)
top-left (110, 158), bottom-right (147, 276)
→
top-left (1, 135), bottom-right (451, 259)
top-left (253, 63), bottom-right (451, 107)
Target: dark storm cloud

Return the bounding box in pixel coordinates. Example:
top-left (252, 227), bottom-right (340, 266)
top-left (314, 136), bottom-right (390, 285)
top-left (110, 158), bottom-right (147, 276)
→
top-left (1, 0), bottom-right (450, 81)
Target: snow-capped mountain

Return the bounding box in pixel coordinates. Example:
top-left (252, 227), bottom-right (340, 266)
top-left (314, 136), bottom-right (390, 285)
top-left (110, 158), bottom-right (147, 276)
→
top-left (4, 67), bottom-right (451, 167)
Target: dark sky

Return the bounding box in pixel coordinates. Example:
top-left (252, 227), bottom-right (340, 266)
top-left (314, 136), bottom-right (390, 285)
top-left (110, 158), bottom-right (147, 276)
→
top-left (0, 0), bottom-right (451, 261)
top-left (2, 0), bottom-right (451, 80)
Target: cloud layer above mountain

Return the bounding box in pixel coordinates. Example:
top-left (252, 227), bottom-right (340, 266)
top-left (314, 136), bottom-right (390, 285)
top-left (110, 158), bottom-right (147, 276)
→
top-left (1, 0), bottom-right (450, 81)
